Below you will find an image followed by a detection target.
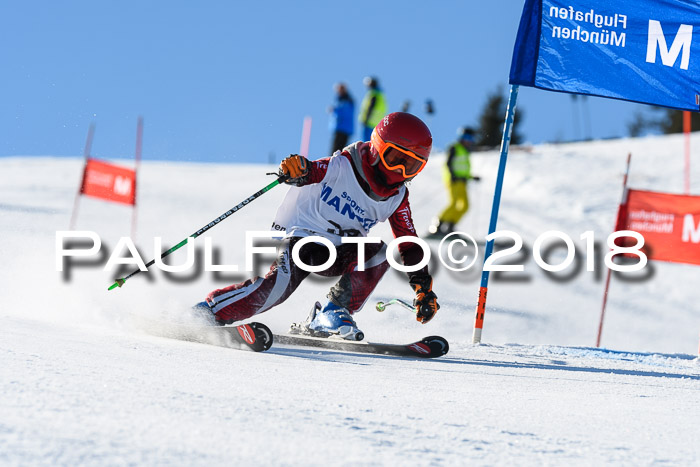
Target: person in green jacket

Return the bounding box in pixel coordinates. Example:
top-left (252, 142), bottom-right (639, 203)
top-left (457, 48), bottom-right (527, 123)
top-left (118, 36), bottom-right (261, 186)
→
top-left (359, 76), bottom-right (387, 141)
top-left (428, 127), bottom-right (480, 238)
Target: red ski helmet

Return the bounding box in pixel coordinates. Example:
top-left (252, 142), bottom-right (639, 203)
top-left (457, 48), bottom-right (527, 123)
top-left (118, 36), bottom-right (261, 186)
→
top-left (370, 113), bottom-right (432, 182)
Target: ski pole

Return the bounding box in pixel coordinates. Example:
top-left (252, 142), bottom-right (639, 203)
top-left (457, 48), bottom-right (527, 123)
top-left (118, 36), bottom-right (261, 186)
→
top-left (108, 175), bottom-right (288, 291)
top-left (376, 299), bottom-right (415, 313)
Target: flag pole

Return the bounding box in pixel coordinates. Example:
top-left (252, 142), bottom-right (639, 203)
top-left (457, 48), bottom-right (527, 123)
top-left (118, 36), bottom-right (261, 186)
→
top-left (69, 123), bottom-right (95, 230)
top-left (683, 111), bottom-right (690, 195)
top-left (472, 84), bottom-right (519, 344)
top-left (596, 153), bottom-right (632, 348)
top-left (131, 116), bottom-right (143, 241)
top-left (300, 116), bottom-right (312, 158)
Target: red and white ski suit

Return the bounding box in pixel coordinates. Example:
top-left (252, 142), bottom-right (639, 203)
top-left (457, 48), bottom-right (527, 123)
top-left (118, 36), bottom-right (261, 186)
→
top-left (206, 142), bottom-right (428, 324)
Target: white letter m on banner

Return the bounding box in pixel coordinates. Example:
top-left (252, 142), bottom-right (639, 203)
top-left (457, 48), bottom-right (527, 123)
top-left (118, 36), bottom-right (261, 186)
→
top-left (113, 176), bottom-right (132, 196)
top-left (682, 214), bottom-right (700, 243)
top-left (646, 20), bottom-right (693, 70)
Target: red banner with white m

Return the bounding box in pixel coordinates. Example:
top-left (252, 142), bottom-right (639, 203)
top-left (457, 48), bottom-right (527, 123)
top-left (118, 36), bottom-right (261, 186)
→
top-left (616, 189), bottom-right (700, 266)
top-left (80, 158), bottom-right (136, 206)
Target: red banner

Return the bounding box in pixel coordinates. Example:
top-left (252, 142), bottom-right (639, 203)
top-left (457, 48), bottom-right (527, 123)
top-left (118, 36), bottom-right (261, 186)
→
top-left (616, 189), bottom-right (700, 266)
top-left (80, 158), bottom-right (136, 205)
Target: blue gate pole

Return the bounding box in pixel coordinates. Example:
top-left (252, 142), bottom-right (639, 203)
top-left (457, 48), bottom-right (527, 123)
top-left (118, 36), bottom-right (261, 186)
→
top-left (473, 84), bottom-right (520, 343)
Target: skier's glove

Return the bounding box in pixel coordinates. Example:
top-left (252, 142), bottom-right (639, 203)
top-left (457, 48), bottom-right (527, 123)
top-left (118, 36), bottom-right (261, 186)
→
top-left (279, 155), bottom-right (309, 186)
top-left (409, 273), bottom-right (440, 324)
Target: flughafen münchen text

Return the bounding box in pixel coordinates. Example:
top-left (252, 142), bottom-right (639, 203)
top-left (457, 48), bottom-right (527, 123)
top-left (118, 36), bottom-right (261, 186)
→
top-left (549, 6), bottom-right (627, 47)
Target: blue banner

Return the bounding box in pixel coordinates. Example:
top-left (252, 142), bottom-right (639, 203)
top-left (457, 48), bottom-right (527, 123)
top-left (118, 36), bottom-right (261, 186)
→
top-left (510, 0), bottom-right (700, 111)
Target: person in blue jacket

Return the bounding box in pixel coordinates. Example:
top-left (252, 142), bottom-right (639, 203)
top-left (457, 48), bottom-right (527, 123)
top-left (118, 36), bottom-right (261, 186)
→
top-left (329, 82), bottom-right (355, 153)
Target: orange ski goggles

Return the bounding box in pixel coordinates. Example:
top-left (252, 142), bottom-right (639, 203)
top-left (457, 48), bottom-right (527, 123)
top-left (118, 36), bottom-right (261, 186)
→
top-left (371, 131), bottom-right (427, 178)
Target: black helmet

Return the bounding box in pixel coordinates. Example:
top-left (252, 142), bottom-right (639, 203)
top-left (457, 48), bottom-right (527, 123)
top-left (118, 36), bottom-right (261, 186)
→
top-left (458, 126), bottom-right (475, 142)
top-left (363, 76), bottom-right (379, 88)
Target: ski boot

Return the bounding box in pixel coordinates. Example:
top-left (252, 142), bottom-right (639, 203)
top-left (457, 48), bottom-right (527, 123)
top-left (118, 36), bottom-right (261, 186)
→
top-left (291, 301), bottom-right (364, 341)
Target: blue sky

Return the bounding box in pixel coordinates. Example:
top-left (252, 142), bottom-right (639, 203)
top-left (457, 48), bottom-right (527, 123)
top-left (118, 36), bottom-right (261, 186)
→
top-left (1, 1), bottom-right (647, 163)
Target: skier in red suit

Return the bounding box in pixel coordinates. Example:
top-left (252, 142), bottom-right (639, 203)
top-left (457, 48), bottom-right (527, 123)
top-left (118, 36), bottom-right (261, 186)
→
top-left (198, 112), bottom-right (440, 340)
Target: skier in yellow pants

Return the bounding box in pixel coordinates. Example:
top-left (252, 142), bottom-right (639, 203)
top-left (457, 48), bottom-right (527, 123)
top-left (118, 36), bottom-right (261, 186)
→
top-left (427, 127), bottom-right (480, 238)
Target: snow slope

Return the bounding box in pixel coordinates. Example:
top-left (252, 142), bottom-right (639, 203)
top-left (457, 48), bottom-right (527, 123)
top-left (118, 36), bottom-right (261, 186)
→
top-left (1, 133), bottom-right (699, 464)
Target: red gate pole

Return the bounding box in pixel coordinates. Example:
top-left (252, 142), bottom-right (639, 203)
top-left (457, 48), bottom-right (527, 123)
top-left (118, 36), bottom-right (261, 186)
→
top-left (299, 116), bottom-right (312, 158)
top-left (596, 153), bottom-right (632, 348)
top-left (69, 123), bottom-right (95, 230)
top-left (131, 117), bottom-right (143, 241)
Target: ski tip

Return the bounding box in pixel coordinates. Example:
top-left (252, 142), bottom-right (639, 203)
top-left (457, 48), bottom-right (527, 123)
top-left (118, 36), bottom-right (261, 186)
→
top-left (248, 322), bottom-right (274, 351)
top-left (221, 322), bottom-right (274, 352)
top-left (419, 336), bottom-right (450, 357)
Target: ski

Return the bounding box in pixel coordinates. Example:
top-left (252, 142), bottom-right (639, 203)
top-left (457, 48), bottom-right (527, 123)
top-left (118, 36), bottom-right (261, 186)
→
top-left (273, 333), bottom-right (449, 359)
top-left (153, 321), bottom-right (273, 352)
top-left (219, 322), bottom-right (274, 352)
